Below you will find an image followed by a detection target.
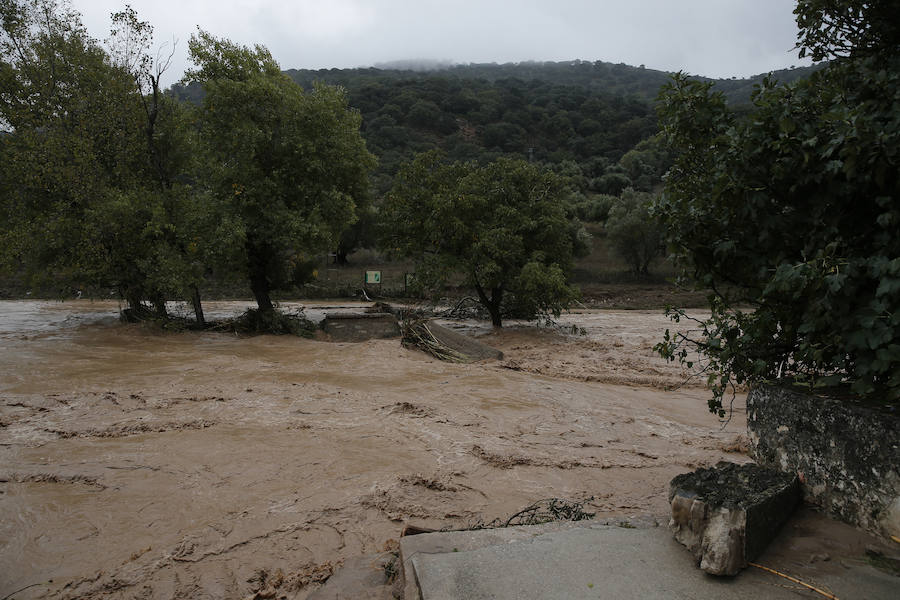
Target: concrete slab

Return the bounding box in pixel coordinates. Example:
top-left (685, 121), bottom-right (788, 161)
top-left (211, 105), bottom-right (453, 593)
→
top-left (400, 518), bottom-right (899, 600)
top-left (321, 312), bottom-right (400, 342)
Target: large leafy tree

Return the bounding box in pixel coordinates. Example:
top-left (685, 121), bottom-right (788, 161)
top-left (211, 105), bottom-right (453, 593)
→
top-left (654, 0), bottom-right (899, 413)
top-left (1, 0), bottom-right (129, 288)
top-left (185, 31), bottom-right (375, 312)
top-left (382, 151), bottom-right (588, 327)
top-left (1, 1), bottom-right (199, 316)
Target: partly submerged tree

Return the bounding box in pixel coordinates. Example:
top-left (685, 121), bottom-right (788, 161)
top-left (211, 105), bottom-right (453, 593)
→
top-left (185, 31), bottom-right (375, 313)
top-left (103, 5), bottom-right (206, 320)
top-left (382, 151), bottom-right (588, 327)
top-left (653, 0), bottom-right (900, 414)
top-left (0, 0), bottom-right (198, 316)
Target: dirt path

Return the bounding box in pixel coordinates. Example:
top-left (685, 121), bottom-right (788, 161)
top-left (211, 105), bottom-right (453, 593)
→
top-left (0, 301), bottom-right (746, 599)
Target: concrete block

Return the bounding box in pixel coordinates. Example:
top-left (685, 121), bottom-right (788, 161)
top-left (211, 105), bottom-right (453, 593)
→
top-left (320, 312), bottom-right (400, 342)
top-left (748, 384), bottom-right (900, 538)
top-left (669, 462), bottom-right (800, 576)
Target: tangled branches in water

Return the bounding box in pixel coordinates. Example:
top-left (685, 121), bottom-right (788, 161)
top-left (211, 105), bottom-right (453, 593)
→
top-left (466, 497), bottom-right (595, 530)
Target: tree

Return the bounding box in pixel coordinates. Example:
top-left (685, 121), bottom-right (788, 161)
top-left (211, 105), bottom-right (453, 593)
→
top-left (606, 188), bottom-right (662, 275)
top-left (653, 1), bottom-right (899, 414)
top-left (382, 151), bottom-right (588, 327)
top-left (1, 0), bottom-right (124, 290)
top-left (793, 0), bottom-right (900, 61)
top-left (617, 135), bottom-right (673, 192)
top-left (104, 5), bottom-right (206, 321)
top-left (334, 201), bottom-right (377, 265)
top-left (1, 0), bottom-right (197, 316)
top-left (185, 31), bottom-right (375, 313)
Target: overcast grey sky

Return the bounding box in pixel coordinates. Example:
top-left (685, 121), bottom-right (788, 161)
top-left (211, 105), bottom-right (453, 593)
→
top-left (73, 0), bottom-right (811, 86)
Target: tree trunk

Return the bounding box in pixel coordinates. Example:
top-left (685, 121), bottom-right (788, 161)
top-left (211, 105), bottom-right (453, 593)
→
top-left (247, 242), bottom-right (275, 313)
top-left (489, 287), bottom-right (504, 328)
top-left (151, 294), bottom-right (168, 318)
top-left (474, 280), bottom-right (503, 328)
top-left (125, 290), bottom-right (143, 312)
top-left (250, 272), bottom-right (274, 313)
top-left (191, 285), bottom-right (205, 325)
top-left (488, 305), bottom-right (503, 328)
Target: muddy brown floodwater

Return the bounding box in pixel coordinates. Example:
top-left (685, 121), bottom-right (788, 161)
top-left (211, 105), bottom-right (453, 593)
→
top-left (0, 300), bottom-right (748, 599)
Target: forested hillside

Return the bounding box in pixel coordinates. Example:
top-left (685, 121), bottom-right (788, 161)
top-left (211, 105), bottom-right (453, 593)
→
top-left (174, 60), bottom-right (822, 195)
top-left (285, 59), bottom-right (822, 104)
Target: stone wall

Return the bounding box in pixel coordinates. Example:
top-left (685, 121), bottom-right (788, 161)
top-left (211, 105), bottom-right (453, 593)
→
top-left (747, 384), bottom-right (900, 538)
top-left (320, 312), bottom-right (400, 342)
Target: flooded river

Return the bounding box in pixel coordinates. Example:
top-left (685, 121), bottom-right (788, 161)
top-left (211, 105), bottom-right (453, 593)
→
top-left (0, 300), bottom-right (747, 599)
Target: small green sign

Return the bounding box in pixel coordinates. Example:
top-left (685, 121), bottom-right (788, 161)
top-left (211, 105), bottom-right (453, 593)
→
top-left (365, 270), bottom-right (381, 284)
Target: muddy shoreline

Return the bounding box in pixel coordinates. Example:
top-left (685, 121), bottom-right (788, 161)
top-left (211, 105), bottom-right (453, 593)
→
top-left (1, 301), bottom-right (746, 599)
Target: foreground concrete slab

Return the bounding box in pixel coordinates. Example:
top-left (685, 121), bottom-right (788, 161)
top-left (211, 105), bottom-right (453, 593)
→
top-left (400, 517), bottom-right (899, 600)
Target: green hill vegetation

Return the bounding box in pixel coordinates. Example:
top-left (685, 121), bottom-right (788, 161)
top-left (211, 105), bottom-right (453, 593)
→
top-left (174, 61), bottom-right (823, 196)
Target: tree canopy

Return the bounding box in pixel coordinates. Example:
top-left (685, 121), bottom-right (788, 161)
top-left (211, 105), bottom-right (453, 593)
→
top-left (654, 0), bottom-right (900, 413)
top-left (382, 151), bottom-right (588, 327)
top-left (185, 31), bottom-right (376, 313)
top-left (1, 0), bottom-right (199, 316)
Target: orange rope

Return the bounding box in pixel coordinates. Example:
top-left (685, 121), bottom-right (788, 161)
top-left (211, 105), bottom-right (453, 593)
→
top-left (749, 562), bottom-right (838, 600)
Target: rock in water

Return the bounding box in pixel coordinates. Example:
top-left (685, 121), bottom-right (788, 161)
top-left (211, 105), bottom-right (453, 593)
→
top-left (669, 462), bottom-right (800, 575)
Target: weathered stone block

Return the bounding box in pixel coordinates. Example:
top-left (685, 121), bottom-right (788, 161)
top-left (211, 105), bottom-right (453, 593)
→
top-left (748, 384), bottom-right (900, 538)
top-left (669, 462), bottom-right (800, 576)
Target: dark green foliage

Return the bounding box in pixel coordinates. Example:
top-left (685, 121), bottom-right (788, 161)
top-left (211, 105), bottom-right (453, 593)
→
top-left (334, 202), bottom-right (377, 265)
top-left (571, 193), bottom-right (615, 223)
top-left (382, 152), bottom-right (588, 327)
top-left (1, 0), bottom-right (200, 315)
top-left (185, 31), bottom-right (376, 313)
top-left (654, 4), bottom-right (900, 414)
top-left (169, 62), bottom-right (823, 269)
top-left (794, 0), bottom-right (900, 61)
top-left (617, 135), bottom-right (674, 192)
top-left (606, 189), bottom-right (662, 275)
top-left (284, 60), bottom-right (823, 106)
top-left (176, 65), bottom-right (666, 197)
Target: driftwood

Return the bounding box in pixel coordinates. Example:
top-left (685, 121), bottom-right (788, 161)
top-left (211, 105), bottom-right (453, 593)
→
top-left (400, 319), bottom-right (470, 363)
